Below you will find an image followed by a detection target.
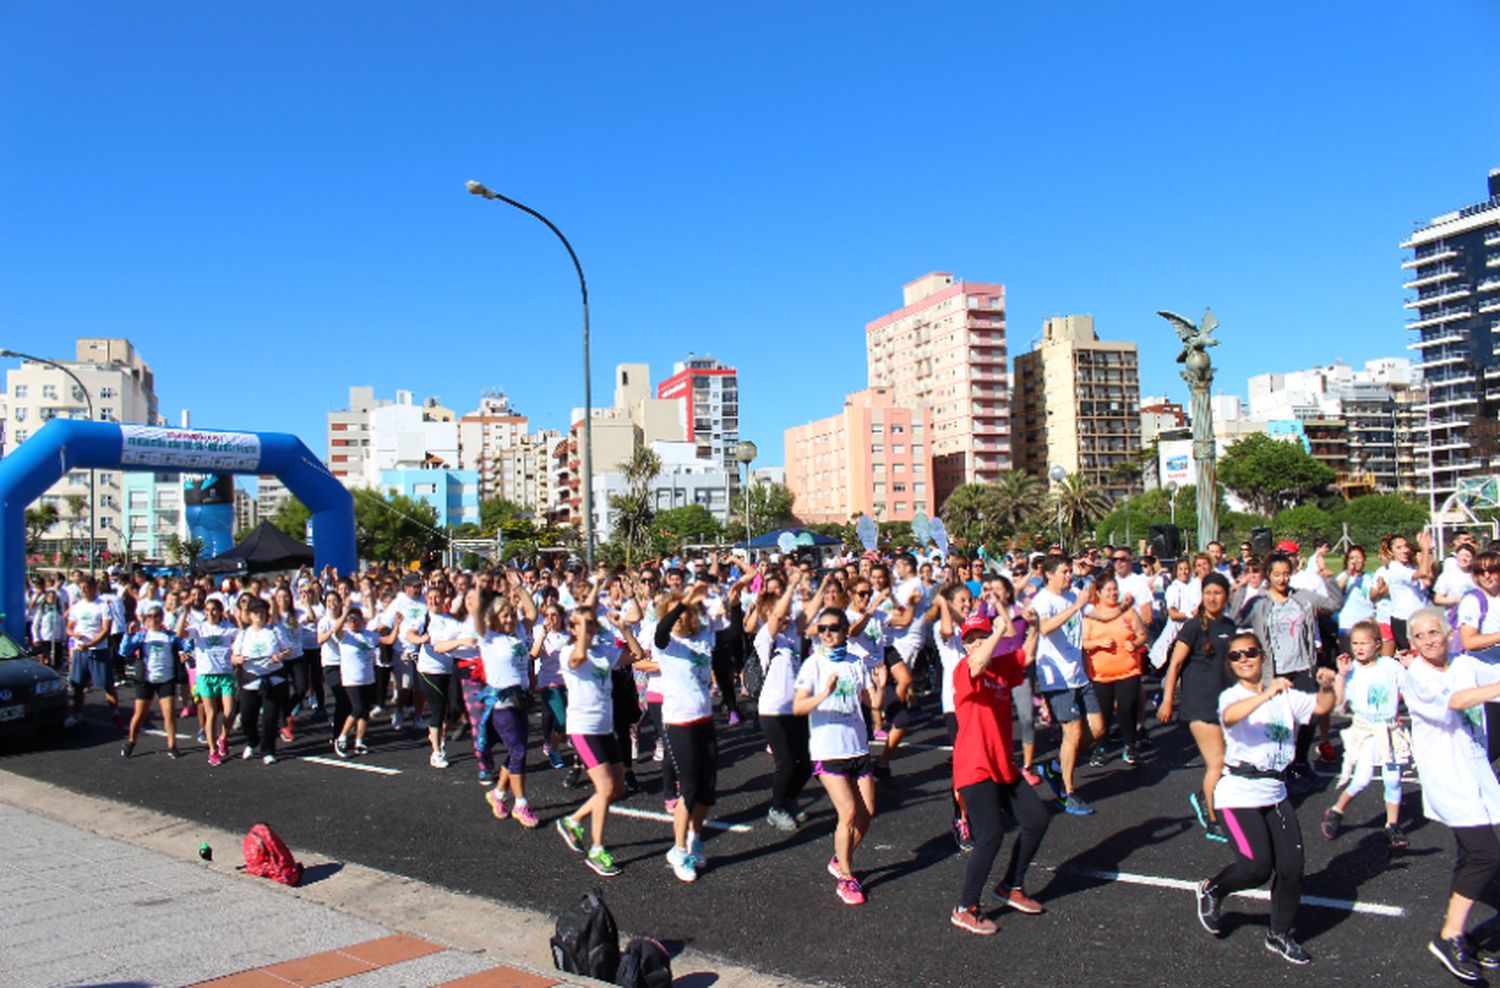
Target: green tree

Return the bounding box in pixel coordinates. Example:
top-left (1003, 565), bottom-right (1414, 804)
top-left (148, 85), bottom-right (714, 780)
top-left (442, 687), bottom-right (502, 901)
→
top-left (730, 482), bottom-right (797, 543)
top-left (478, 496), bottom-right (528, 537)
top-left (1050, 474), bottom-right (1113, 552)
top-left (1218, 434), bottom-right (1336, 517)
top-left (610, 446), bottom-right (662, 566)
top-left (267, 497), bottom-right (313, 543)
top-left (940, 483), bottom-right (1004, 548)
top-left (1336, 493), bottom-right (1430, 549)
top-left (1271, 504), bottom-right (1336, 548)
top-left (992, 470), bottom-right (1049, 536)
top-left (354, 490), bottom-right (447, 565)
top-left (651, 504), bottom-right (723, 556)
top-left (25, 503), bottom-right (60, 553)
top-left (64, 493), bottom-right (88, 563)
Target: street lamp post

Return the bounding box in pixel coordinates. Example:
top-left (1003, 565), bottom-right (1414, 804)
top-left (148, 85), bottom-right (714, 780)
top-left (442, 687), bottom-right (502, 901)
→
top-left (1049, 464), bottom-right (1067, 551)
top-left (0, 348), bottom-right (96, 578)
top-left (466, 180), bottom-right (596, 568)
top-left (1166, 480), bottom-right (1179, 527)
top-left (735, 441), bottom-right (757, 546)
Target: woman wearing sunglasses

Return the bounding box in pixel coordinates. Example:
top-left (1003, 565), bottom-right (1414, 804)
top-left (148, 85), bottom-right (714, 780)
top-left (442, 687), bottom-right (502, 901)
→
top-left (1194, 632), bottom-right (1336, 965)
top-left (793, 608), bottom-right (876, 906)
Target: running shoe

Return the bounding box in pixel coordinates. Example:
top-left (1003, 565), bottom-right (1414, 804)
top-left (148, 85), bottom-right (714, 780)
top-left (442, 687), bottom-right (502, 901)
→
top-left (429, 750), bottom-right (449, 769)
top-left (334, 736), bottom-right (350, 759)
top-left (1121, 745), bottom-right (1138, 767)
top-left (665, 798), bottom-right (679, 814)
top-left (178, 705), bottom-right (193, 719)
top-left (1264, 931), bottom-right (1311, 966)
top-left (1188, 791), bottom-right (1210, 831)
top-left (370, 705), bottom-right (383, 721)
top-left (195, 729), bottom-right (208, 744)
top-left (557, 816), bottom-right (586, 852)
top-left (487, 787), bottom-right (510, 820)
top-left (353, 740), bottom-right (369, 756)
top-left (1321, 807), bottom-right (1343, 841)
top-left (392, 709), bottom-right (404, 730)
top-left (1061, 794), bottom-right (1095, 816)
top-left (262, 753), bottom-right (277, 765)
top-left (1036, 760), bottom-right (1067, 801)
top-left (1204, 820), bottom-right (1230, 844)
top-left (562, 765), bottom-right (584, 789)
top-left (586, 846), bottom-right (621, 877)
top-left (727, 711), bottom-right (741, 727)
top-left (992, 886), bottom-right (1044, 915)
top-left (513, 802), bottom-right (540, 828)
top-left (1317, 741), bottom-right (1337, 764)
top-left (545, 744), bottom-right (566, 770)
top-left (688, 833), bottom-right (706, 870)
top-left (1021, 764), bottom-right (1042, 787)
top-left (478, 771), bottom-right (498, 786)
top-left (873, 728), bottom-right (890, 742)
top-left (279, 725), bottom-right (295, 744)
top-left (413, 715), bottom-right (429, 731)
top-left (1469, 934), bottom-right (1500, 970)
top-left (216, 737), bottom-right (229, 759)
top-left (1088, 748), bottom-right (1107, 768)
top-left (950, 906), bottom-right (997, 936)
top-left (835, 875), bottom-right (865, 905)
top-left (666, 846), bottom-right (698, 883)
top-left (1430, 936), bottom-right (1484, 983)
top-left (653, 740), bottom-right (664, 762)
top-left (241, 746), bottom-right (258, 760)
top-left (766, 808), bottom-right (797, 832)
top-left (952, 817), bottom-right (974, 852)
top-left (166, 748), bottom-right (181, 760)
top-left (207, 750), bottom-right (223, 768)
top-left (63, 714), bottom-right (80, 729)
top-left (1386, 824), bottom-right (1410, 850)
top-left (827, 855), bottom-right (842, 880)
top-left (120, 741), bottom-right (134, 758)
top-left (1195, 880), bottom-right (1222, 937)
top-left (623, 771), bottom-right (640, 796)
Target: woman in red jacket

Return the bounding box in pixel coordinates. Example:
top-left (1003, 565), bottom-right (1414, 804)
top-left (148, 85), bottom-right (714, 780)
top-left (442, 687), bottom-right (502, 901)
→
top-left (949, 610), bottom-right (1050, 935)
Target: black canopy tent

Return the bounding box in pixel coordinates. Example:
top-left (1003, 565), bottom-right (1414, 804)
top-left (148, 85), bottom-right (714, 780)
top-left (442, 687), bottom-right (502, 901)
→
top-left (200, 521), bottom-right (315, 574)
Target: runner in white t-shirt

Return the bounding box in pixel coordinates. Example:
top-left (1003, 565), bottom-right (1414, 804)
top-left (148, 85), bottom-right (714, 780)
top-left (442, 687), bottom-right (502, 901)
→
top-left (875, 553), bottom-right (927, 781)
top-left (751, 573), bottom-right (812, 832)
top-left (653, 583), bottom-right (719, 883)
top-left (1371, 531), bottom-right (1435, 652)
top-left (1030, 556), bottom-right (1100, 814)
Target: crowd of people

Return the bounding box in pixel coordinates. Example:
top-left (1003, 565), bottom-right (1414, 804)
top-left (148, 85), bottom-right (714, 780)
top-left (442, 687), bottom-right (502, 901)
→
top-left (21, 527), bottom-right (1500, 982)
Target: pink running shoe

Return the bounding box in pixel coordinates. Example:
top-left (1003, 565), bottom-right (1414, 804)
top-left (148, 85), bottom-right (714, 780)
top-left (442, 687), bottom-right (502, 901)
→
top-left (487, 788), bottom-right (510, 821)
top-left (216, 737), bottom-right (229, 759)
top-left (207, 750), bottom-right (223, 767)
top-left (512, 802), bottom-right (540, 828)
top-left (836, 875), bottom-right (865, 905)
top-left (873, 729), bottom-right (890, 742)
top-left (827, 855), bottom-right (842, 879)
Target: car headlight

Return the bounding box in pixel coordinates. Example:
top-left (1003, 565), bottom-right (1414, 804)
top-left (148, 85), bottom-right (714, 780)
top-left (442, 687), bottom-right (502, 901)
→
top-left (33, 680), bottom-right (66, 696)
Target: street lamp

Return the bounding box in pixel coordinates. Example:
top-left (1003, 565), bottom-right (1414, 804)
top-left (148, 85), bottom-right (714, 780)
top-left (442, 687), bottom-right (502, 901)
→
top-left (1049, 464), bottom-right (1067, 550)
top-left (0, 348), bottom-right (95, 577)
top-left (1166, 480), bottom-right (1179, 527)
top-left (466, 180), bottom-right (596, 568)
top-left (735, 441), bottom-right (757, 546)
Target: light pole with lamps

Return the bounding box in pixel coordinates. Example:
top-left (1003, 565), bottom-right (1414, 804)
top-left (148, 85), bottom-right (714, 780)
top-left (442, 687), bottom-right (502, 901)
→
top-left (734, 441), bottom-right (757, 546)
top-left (1049, 464), bottom-right (1067, 551)
top-left (1166, 480), bottom-right (1179, 527)
top-left (0, 348), bottom-right (96, 577)
top-left (465, 180), bottom-right (596, 568)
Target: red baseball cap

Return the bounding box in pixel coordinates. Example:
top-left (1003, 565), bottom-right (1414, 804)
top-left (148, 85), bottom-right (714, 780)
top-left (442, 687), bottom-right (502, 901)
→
top-left (960, 614), bottom-right (992, 639)
top-left (1275, 539), bottom-right (1300, 553)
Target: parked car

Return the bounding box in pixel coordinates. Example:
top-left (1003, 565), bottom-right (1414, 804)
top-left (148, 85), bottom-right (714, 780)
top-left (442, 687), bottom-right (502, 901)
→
top-left (0, 630), bottom-right (69, 736)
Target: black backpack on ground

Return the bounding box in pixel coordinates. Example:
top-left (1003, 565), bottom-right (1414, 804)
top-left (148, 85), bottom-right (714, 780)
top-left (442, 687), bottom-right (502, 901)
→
top-left (550, 888), bottom-right (619, 979)
top-left (615, 936), bottom-right (673, 988)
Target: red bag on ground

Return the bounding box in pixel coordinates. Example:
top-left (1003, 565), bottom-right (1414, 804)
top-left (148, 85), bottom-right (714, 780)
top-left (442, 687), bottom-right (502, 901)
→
top-left (242, 822), bottom-right (304, 886)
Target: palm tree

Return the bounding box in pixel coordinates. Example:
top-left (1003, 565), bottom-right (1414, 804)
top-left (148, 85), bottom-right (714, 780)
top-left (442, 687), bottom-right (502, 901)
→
top-left (1051, 474), bottom-right (1113, 553)
top-left (612, 446), bottom-right (662, 566)
top-left (992, 470), bottom-right (1048, 536)
top-left (620, 446), bottom-right (663, 496)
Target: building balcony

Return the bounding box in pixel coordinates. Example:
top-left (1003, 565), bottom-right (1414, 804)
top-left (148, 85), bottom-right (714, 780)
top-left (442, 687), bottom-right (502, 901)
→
top-left (1480, 300), bottom-right (1500, 315)
top-left (1415, 354), bottom-right (1467, 371)
top-left (1480, 278), bottom-right (1500, 293)
top-left (1405, 288), bottom-right (1472, 310)
top-left (1404, 267), bottom-right (1463, 290)
top-left (1407, 308), bottom-right (1473, 330)
top-left (1401, 247), bottom-right (1459, 268)
top-left (1408, 332), bottom-right (1466, 350)
top-left (1487, 231), bottom-right (1500, 246)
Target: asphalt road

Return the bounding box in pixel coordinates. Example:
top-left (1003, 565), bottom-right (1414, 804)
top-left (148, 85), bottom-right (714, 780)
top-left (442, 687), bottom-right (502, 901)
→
top-left (0, 690), bottom-right (1483, 988)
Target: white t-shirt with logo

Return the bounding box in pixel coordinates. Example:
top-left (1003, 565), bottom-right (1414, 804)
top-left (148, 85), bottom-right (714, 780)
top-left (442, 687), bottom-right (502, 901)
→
top-left (795, 650), bottom-right (872, 761)
top-left (418, 613), bottom-right (465, 675)
top-left (68, 598), bottom-right (110, 647)
top-left (337, 630), bottom-right (381, 686)
top-left (235, 626), bottom-right (286, 690)
top-left (480, 632), bottom-right (531, 691)
top-left (1377, 561), bottom-right (1427, 621)
top-left (1032, 589), bottom-right (1086, 692)
top-left (131, 630), bottom-right (179, 684)
top-left (561, 646), bottom-right (615, 735)
top-left (189, 620), bottom-right (238, 676)
top-left (1214, 685), bottom-right (1316, 809)
top-left (1458, 591), bottom-right (1500, 665)
top-left (1343, 656), bottom-right (1403, 723)
top-left (755, 624), bottom-right (803, 717)
top-left (1402, 653), bottom-right (1500, 827)
top-left (891, 578), bottom-right (930, 662)
top-left (657, 623), bottom-right (716, 725)
top-left (535, 630), bottom-right (569, 689)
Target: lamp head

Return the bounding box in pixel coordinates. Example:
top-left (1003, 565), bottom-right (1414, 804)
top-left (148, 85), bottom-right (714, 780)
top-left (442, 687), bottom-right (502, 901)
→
top-left (466, 180), bottom-right (492, 198)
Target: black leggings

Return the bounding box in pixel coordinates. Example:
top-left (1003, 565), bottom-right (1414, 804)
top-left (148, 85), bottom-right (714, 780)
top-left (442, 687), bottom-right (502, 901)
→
top-left (1452, 825), bottom-right (1500, 900)
top-left (418, 672), bottom-right (452, 727)
top-left (1209, 799), bottom-right (1305, 935)
top-left (374, 664), bottom-right (392, 708)
top-left (958, 777), bottom-right (1051, 908)
top-left (712, 644), bottom-right (741, 715)
top-left (240, 681), bottom-right (289, 755)
top-left (307, 655), bottom-right (325, 710)
top-left (611, 669), bottom-right (639, 763)
top-left (651, 700), bottom-right (678, 798)
top-left (760, 714), bottom-right (812, 813)
top-left (283, 656), bottom-right (310, 710)
top-left (324, 666), bottom-right (352, 730)
top-left (665, 720), bottom-right (718, 811)
top-left (1093, 676), bottom-right (1141, 748)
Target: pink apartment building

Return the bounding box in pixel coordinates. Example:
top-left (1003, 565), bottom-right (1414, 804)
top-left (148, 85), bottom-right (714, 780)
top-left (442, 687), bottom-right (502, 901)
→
top-left (784, 387), bottom-right (935, 524)
top-left (865, 273), bottom-right (1010, 510)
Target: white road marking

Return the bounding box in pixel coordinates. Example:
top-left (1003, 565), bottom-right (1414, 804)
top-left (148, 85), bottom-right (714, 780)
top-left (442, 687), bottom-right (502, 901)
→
top-left (869, 739), bottom-right (953, 752)
top-left (145, 730), bottom-right (196, 741)
top-left (608, 805), bottom-right (753, 833)
top-left (301, 755), bottom-right (402, 775)
top-left (1056, 867), bottom-right (1405, 917)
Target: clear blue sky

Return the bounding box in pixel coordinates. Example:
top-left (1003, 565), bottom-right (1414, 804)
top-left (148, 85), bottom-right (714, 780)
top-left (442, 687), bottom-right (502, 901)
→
top-left (3, 2), bottom-right (1498, 469)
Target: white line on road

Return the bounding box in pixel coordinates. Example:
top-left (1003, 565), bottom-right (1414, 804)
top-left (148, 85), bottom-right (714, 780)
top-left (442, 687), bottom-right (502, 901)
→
top-left (145, 730), bottom-right (196, 741)
top-left (1057, 867), bottom-right (1405, 917)
top-left (608, 805), bottom-right (753, 833)
top-left (301, 755), bottom-right (402, 776)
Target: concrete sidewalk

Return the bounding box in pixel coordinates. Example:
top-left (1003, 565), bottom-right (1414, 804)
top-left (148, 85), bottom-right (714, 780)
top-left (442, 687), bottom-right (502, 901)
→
top-left (0, 771), bottom-right (813, 988)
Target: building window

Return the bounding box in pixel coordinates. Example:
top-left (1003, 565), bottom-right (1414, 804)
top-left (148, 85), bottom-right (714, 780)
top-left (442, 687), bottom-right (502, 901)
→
top-left (894, 483), bottom-right (907, 493)
top-left (873, 483), bottom-right (886, 495)
top-left (42, 384), bottom-right (57, 399)
top-left (871, 444), bottom-right (883, 454)
top-left (894, 502), bottom-right (907, 512)
top-left (892, 444), bottom-right (905, 454)
top-left (99, 386), bottom-right (117, 400)
top-left (13, 429), bottom-right (27, 443)
top-left (12, 407), bottom-right (25, 422)
top-left (13, 385), bottom-right (26, 398)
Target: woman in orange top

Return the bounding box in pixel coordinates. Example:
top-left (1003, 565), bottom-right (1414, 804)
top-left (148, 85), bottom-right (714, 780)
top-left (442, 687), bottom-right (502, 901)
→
top-left (1083, 572), bottom-right (1148, 767)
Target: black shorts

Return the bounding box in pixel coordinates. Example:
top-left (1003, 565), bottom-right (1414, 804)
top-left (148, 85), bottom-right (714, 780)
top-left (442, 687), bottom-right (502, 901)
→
top-left (417, 671), bottom-right (452, 724)
top-left (572, 732), bottom-right (624, 769)
top-left (664, 719), bottom-right (718, 811)
top-left (135, 680), bottom-right (176, 702)
top-left (814, 753), bottom-right (873, 779)
top-left (345, 682), bottom-right (376, 720)
top-left (883, 646), bottom-right (907, 671)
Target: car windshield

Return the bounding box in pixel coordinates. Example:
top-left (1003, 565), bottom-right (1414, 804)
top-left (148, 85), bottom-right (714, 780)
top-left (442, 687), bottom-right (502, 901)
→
top-left (0, 632), bottom-right (24, 660)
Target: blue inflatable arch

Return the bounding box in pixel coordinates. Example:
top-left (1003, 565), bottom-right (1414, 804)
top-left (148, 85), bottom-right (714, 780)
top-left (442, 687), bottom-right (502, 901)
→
top-left (0, 420), bottom-right (356, 641)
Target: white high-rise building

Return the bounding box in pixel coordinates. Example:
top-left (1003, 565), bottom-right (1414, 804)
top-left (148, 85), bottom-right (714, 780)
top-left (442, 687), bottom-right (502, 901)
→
top-left (327, 386), bottom-right (390, 488)
top-left (367, 391), bottom-right (460, 484)
top-left (3, 338), bottom-right (162, 553)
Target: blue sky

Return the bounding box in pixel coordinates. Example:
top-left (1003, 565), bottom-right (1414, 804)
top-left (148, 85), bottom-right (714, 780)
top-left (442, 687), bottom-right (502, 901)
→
top-left (3, 2), bottom-right (1498, 472)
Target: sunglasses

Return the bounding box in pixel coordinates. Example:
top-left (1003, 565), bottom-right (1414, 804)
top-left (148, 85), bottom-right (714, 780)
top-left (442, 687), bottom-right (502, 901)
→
top-left (816, 624), bottom-right (844, 634)
top-left (1228, 646), bottom-right (1263, 660)
top-left (1481, 565), bottom-right (1500, 575)
top-left (851, 589), bottom-right (870, 596)
top-left (1112, 557), bottom-right (1131, 563)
